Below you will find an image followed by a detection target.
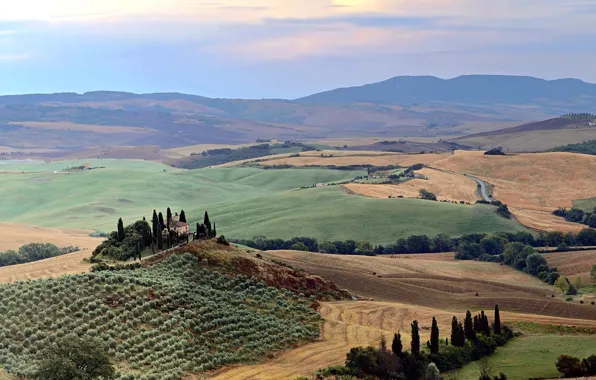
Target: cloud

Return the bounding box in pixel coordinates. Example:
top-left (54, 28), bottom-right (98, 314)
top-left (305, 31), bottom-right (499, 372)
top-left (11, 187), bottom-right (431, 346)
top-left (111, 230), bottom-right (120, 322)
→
top-left (0, 53), bottom-right (30, 61)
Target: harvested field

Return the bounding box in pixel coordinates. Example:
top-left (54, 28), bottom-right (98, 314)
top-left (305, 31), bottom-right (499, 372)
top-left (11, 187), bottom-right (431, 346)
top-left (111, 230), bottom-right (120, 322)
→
top-left (433, 151), bottom-right (596, 231)
top-left (545, 250), bottom-right (596, 282)
top-left (254, 152), bottom-right (449, 168)
top-left (264, 250), bottom-right (596, 321)
top-left (345, 168), bottom-right (480, 203)
top-left (214, 298), bottom-right (596, 380)
top-left (0, 223), bottom-right (103, 283)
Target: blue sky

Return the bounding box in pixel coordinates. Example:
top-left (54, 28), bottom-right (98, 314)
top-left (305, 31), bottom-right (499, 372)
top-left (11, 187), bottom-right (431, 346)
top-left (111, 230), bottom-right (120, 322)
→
top-left (1, 0), bottom-right (595, 98)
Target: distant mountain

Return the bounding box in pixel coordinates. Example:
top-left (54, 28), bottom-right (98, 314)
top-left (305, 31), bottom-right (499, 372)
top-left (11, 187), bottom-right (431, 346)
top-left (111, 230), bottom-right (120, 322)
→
top-left (298, 75), bottom-right (596, 112)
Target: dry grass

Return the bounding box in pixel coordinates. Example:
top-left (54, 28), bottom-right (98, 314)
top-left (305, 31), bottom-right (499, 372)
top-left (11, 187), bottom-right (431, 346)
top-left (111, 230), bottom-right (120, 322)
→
top-left (254, 152), bottom-right (449, 168)
top-left (8, 121), bottom-right (156, 134)
top-left (345, 168), bottom-right (480, 203)
top-left (209, 250), bottom-right (596, 379)
top-left (455, 128), bottom-right (596, 152)
top-left (163, 142), bottom-right (259, 159)
top-left (432, 151), bottom-right (596, 231)
top-left (0, 223), bottom-right (103, 283)
top-left (545, 250), bottom-right (596, 282)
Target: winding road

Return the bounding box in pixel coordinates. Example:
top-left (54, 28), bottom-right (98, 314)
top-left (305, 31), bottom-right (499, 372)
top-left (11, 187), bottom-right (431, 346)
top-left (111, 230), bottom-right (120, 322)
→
top-left (466, 175), bottom-right (493, 202)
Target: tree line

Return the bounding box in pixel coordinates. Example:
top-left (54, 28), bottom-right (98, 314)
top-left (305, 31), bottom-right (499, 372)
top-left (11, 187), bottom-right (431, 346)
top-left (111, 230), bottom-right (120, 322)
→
top-left (0, 243), bottom-right (78, 267)
top-left (561, 113), bottom-right (596, 121)
top-left (232, 228), bottom-right (596, 257)
top-left (315, 305), bottom-right (512, 380)
top-left (553, 207), bottom-right (596, 228)
top-left (550, 140), bottom-right (596, 156)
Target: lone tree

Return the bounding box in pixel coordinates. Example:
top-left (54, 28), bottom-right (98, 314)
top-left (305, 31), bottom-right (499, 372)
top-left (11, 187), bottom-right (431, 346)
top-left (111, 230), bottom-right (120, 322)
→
top-left (411, 320), bottom-right (420, 356)
top-left (493, 305), bottom-right (501, 335)
top-left (392, 332), bottom-right (403, 356)
top-left (117, 218), bottom-right (125, 242)
top-left (464, 310), bottom-right (476, 341)
top-left (33, 336), bottom-right (116, 380)
top-left (179, 210), bottom-right (186, 223)
top-left (430, 317), bottom-right (440, 354)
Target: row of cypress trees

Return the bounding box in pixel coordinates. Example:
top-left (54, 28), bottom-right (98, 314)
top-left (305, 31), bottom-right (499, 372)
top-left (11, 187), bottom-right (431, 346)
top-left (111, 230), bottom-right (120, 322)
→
top-left (390, 305), bottom-right (502, 357)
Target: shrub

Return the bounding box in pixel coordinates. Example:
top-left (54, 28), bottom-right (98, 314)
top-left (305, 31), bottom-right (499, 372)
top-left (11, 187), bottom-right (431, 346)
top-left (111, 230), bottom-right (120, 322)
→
top-left (484, 147), bottom-right (505, 156)
top-left (216, 235), bottom-right (230, 246)
top-left (420, 189), bottom-right (438, 201)
top-left (556, 355), bottom-right (584, 378)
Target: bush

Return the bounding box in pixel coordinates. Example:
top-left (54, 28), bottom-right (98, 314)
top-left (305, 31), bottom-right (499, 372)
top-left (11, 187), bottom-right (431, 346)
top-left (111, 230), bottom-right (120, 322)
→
top-left (556, 355), bottom-right (584, 378)
top-left (216, 235), bottom-right (230, 246)
top-left (420, 189), bottom-right (438, 201)
top-left (484, 148), bottom-right (505, 156)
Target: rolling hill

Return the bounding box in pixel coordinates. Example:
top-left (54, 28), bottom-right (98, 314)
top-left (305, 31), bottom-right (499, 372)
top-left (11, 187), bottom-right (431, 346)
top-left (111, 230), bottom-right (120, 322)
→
top-left (2, 75), bottom-right (595, 155)
top-left (452, 117), bottom-right (596, 152)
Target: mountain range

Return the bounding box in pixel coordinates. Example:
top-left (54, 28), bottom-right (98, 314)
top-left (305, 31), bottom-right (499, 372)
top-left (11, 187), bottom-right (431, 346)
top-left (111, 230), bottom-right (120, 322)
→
top-left (0, 75), bottom-right (595, 154)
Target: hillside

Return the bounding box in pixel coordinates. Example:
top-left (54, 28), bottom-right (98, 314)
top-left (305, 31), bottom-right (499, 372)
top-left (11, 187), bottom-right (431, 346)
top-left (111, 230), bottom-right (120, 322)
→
top-left (0, 241), bottom-right (349, 379)
top-left (4, 76), bottom-right (595, 155)
top-left (452, 117), bottom-right (596, 152)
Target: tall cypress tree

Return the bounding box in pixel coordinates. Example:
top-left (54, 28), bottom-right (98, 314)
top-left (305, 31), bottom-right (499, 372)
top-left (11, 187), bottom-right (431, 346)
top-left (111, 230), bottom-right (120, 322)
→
top-left (157, 227), bottom-right (163, 250)
top-left (152, 210), bottom-right (158, 240)
top-left (494, 305), bottom-right (501, 335)
top-left (457, 322), bottom-right (465, 346)
top-left (204, 211), bottom-right (210, 227)
top-left (212, 222), bottom-right (216, 237)
top-left (483, 312), bottom-right (491, 335)
top-left (166, 207), bottom-right (172, 229)
top-left (117, 218), bottom-right (125, 242)
top-left (464, 310), bottom-right (476, 341)
top-left (411, 320), bottom-right (420, 356)
top-left (430, 317), bottom-right (439, 354)
top-left (158, 212), bottom-right (165, 231)
top-left (179, 210), bottom-right (186, 223)
top-left (451, 316), bottom-right (462, 347)
top-left (392, 332), bottom-right (403, 356)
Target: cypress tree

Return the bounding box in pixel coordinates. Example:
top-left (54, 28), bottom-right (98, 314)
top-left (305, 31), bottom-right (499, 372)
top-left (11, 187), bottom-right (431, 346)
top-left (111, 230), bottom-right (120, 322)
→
top-left (152, 210), bottom-right (158, 240)
top-left (167, 207), bottom-right (172, 229)
top-left (451, 317), bottom-right (461, 347)
top-left (411, 320), bottom-right (420, 356)
top-left (158, 212), bottom-right (165, 231)
top-left (473, 315), bottom-right (480, 333)
top-left (392, 332), bottom-right (403, 356)
top-left (458, 322), bottom-right (465, 346)
top-left (212, 222), bottom-right (216, 237)
top-left (483, 312), bottom-right (491, 335)
top-left (117, 218), bottom-right (125, 242)
top-left (157, 225), bottom-right (163, 250)
top-left (179, 210), bottom-right (186, 223)
top-left (494, 305), bottom-right (501, 335)
top-left (430, 317), bottom-right (439, 354)
top-left (464, 310), bottom-right (476, 341)
top-left (204, 211), bottom-right (210, 228)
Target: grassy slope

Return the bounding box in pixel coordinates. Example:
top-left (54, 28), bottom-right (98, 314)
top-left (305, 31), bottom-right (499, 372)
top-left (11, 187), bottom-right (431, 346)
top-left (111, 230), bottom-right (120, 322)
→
top-left (457, 335), bottom-right (596, 380)
top-left (199, 186), bottom-right (525, 243)
top-left (574, 197), bottom-right (596, 211)
top-left (1, 159), bottom-right (525, 242)
top-left (0, 160), bottom-right (363, 231)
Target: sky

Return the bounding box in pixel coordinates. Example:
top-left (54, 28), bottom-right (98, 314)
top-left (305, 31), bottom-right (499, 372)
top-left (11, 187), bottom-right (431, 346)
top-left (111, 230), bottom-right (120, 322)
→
top-left (1, 0), bottom-right (595, 99)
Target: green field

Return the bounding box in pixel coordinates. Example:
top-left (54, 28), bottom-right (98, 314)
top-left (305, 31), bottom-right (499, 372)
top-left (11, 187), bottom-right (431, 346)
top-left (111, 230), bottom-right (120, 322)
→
top-left (574, 197), bottom-right (596, 211)
top-left (0, 159), bottom-right (526, 242)
top-left (457, 335), bottom-right (596, 380)
top-left (194, 186), bottom-right (526, 243)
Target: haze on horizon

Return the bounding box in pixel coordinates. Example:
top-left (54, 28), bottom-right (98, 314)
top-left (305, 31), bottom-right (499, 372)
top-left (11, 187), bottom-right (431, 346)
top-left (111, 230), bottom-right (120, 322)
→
top-left (1, 0), bottom-right (595, 99)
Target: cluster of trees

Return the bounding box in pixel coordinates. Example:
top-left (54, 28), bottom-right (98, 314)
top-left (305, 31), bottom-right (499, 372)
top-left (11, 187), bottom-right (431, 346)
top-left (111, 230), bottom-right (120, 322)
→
top-left (456, 238), bottom-right (560, 285)
top-left (484, 147), bottom-right (506, 156)
top-left (93, 219), bottom-right (153, 261)
top-left (316, 306), bottom-right (512, 380)
top-left (181, 142), bottom-right (316, 169)
top-left (475, 200), bottom-right (511, 219)
top-left (0, 243), bottom-right (78, 267)
top-left (561, 113), bottom-right (596, 120)
top-left (556, 354), bottom-right (596, 378)
top-left (419, 189), bottom-right (438, 201)
top-left (553, 207), bottom-right (596, 228)
top-left (550, 140), bottom-right (596, 156)
top-left (233, 229), bottom-right (596, 257)
top-left (196, 211), bottom-right (217, 240)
